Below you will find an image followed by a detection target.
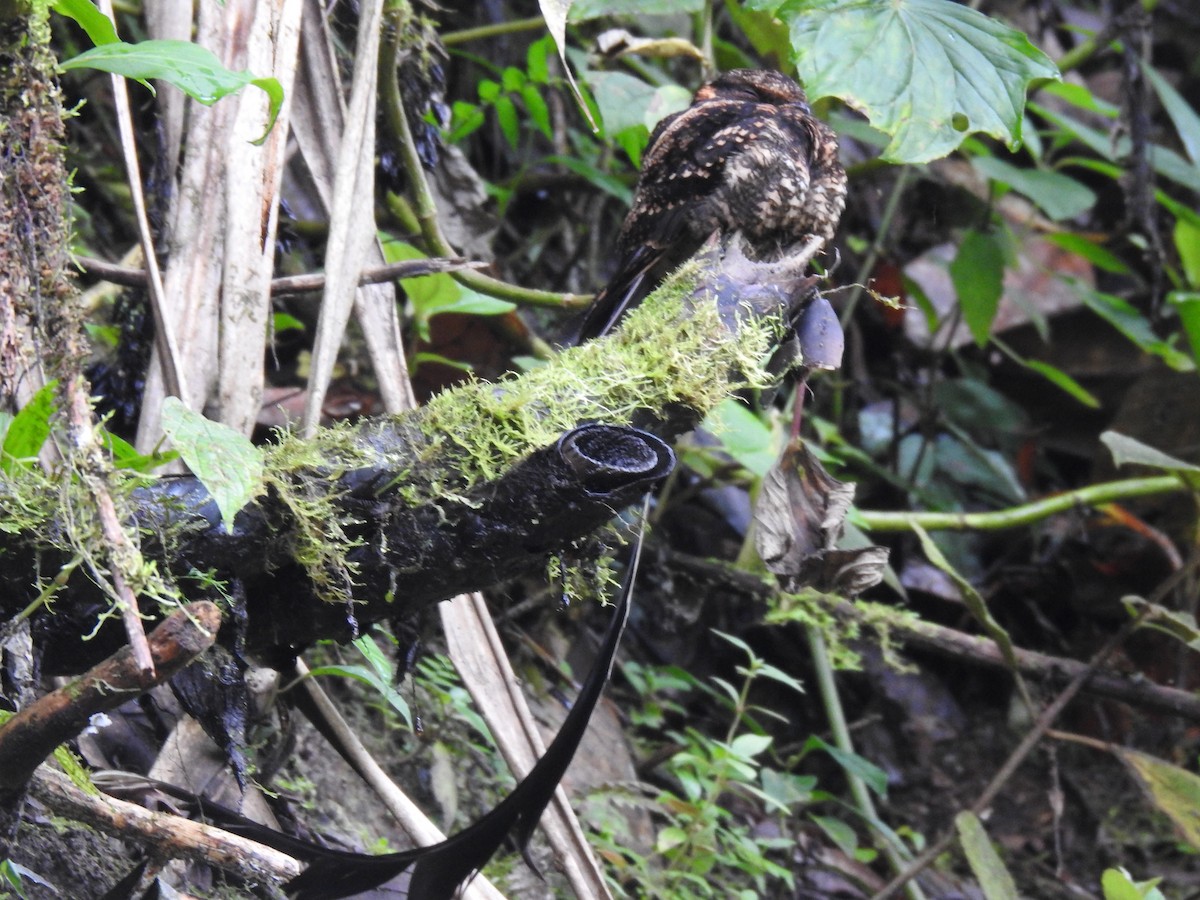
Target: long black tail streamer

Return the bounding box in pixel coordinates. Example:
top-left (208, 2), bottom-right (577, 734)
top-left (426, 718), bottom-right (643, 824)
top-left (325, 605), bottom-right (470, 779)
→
top-left (287, 496), bottom-right (649, 898)
top-left (107, 496), bottom-right (650, 900)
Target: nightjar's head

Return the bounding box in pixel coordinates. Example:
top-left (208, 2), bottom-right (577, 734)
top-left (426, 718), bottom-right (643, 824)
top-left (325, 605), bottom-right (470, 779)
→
top-left (693, 68), bottom-right (811, 113)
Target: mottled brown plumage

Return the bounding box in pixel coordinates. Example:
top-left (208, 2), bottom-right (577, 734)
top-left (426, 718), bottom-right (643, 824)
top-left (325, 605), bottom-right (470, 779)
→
top-left (577, 69), bottom-right (846, 341)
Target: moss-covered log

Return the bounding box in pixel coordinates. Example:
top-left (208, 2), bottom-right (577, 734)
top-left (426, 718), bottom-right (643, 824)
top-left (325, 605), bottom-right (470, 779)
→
top-left (1, 237), bottom-right (823, 673)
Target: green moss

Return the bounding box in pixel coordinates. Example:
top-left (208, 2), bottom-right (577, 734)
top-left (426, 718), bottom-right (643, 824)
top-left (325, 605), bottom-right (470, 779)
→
top-left (411, 258), bottom-right (778, 501)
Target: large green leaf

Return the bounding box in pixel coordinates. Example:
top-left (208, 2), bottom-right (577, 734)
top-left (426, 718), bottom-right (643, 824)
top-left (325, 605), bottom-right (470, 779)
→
top-left (60, 40), bottom-right (283, 145)
top-left (949, 228), bottom-right (1005, 347)
top-left (51, 0), bottom-right (119, 46)
top-left (749, 0), bottom-right (1059, 163)
top-left (160, 398), bottom-right (264, 533)
top-left (1, 382), bottom-right (57, 474)
top-left (587, 71), bottom-right (690, 135)
top-left (956, 812), bottom-right (1019, 900)
top-left (972, 156), bottom-right (1096, 222)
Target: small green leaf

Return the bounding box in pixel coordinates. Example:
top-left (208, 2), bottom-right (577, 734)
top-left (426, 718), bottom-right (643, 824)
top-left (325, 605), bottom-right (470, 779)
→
top-left (655, 825), bottom-right (688, 852)
top-left (1118, 748), bottom-right (1200, 852)
top-left (991, 337), bottom-right (1100, 408)
top-left (1075, 285), bottom-right (1194, 371)
top-left (730, 733), bottom-right (773, 759)
top-left (972, 157), bottom-right (1096, 221)
top-left (708, 676), bottom-right (743, 709)
top-left (385, 241), bottom-right (514, 340)
top-left (1101, 431), bottom-right (1200, 474)
top-left (51, 0), bottom-right (119, 46)
top-left (413, 352), bottom-right (474, 374)
top-left (754, 662), bottom-right (806, 695)
top-left (956, 811), bottom-right (1019, 900)
top-left (1018, 359), bottom-right (1100, 408)
top-left (1174, 218), bottom-right (1200, 288)
top-left (494, 94), bottom-right (520, 147)
top-left (1144, 63), bottom-right (1200, 166)
top-left (545, 154), bottom-right (633, 203)
top-left (60, 40), bottom-right (283, 145)
top-left (1045, 232), bottom-right (1130, 275)
top-left (701, 398), bottom-right (778, 478)
top-left (1123, 597), bottom-right (1200, 653)
top-left (806, 735), bottom-right (888, 797)
top-left (500, 66), bottom-right (526, 93)
top-left (1, 381), bottom-right (57, 474)
top-left (160, 398), bottom-right (263, 533)
top-left (950, 228), bottom-right (1006, 347)
top-left (477, 79), bottom-right (500, 103)
top-left (446, 100), bottom-right (485, 143)
top-left (273, 312), bottom-right (305, 333)
top-left (307, 662), bottom-right (412, 728)
top-left (753, 0), bottom-right (1059, 163)
top-left (0, 858), bottom-right (56, 897)
top-left (1101, 868), bottom-right (1166, 900)
top-left (526, 35), bottom-right (552, 84)
top-left (98, 426), bottom-right (179, 472)
top-left (811, 814), bottom-right (859, 855)
top-left (711, 629), bottom-right (755, 657)
top-left (1168, 292), bottom-right (1200, 367)
top-left (760, 769), bottom-right (816, 810)
top-left (523, 84), bottom-right (552, 139)
top-left (436, 287), bottom-right (516, 318)
top-left (615, 125), bottom-right (649, 170)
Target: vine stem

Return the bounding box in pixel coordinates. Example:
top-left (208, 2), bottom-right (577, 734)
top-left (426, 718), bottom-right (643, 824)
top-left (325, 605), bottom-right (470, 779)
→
top-left (806, 627), bottom-right (926, 900)
top-left (857, 474), bottom-right (1185, 533)
top-left (441, 16), bottom-right (545, 47)
top-left (379, 10), bottom-right (589, 312)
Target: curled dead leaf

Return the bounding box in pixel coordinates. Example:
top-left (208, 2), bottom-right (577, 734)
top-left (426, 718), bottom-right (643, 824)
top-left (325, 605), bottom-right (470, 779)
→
top-left (755, 441), bottom-right (888, 596)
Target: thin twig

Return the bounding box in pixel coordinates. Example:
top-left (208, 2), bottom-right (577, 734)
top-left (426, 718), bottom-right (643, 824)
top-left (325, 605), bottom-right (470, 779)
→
top-left (75, 254), bottom-right (489, 296)
top-left (64, 378), bottom-right (155, 678)
top-left (31, 766), bottom-right (299, 886)
top-left (838, 166), bottom-right (912, 328)
top-left (97, 0), bottom-right (187, 401)
top-left (0, 603), bottom-right (219, 793)
top-left (670, 553), bottom-right (1200, 722)
top-left (440, 16), bottom-right (545, 47)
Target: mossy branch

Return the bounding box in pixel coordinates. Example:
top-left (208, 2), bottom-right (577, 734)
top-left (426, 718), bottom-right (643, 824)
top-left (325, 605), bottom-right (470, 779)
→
top-left (2, 238), bottom-right (818, 672)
